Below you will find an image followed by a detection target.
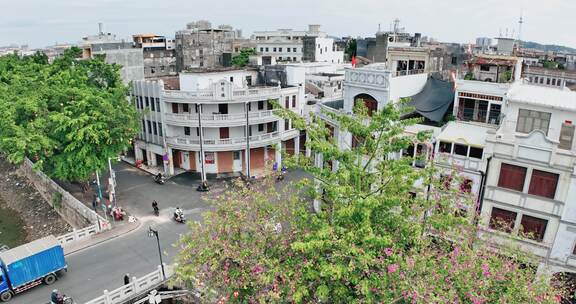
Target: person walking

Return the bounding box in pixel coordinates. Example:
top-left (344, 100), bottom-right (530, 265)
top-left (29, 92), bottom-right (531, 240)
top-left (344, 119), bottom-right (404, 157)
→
top-left (124, 273), bottom-right (130, 285)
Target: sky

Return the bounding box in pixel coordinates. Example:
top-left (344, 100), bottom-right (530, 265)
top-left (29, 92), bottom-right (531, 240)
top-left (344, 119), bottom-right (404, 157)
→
top-left (0, 0), bottom-right (575, 49)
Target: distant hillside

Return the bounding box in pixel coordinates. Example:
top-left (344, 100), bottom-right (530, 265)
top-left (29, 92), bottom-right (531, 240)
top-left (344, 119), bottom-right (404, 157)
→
top-left (521, 41), bottom-right (576, 54)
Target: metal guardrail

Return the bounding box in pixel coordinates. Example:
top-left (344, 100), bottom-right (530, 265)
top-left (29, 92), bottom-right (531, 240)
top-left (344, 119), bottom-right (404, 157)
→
top-left (84, 265), bottom-right (173, 304)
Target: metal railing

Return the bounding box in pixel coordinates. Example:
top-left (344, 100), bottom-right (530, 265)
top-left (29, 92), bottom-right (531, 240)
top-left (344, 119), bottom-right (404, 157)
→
top-left (165, 109), bottom-right (276, 123)
top-left (164, 87), bottom-right (282, 101)
top-left (167, 131), bottom-right (282, 147)
top-left (394, 69), bottom-right (425, 77)
top-left (84, 265), bottom-right (173, 304)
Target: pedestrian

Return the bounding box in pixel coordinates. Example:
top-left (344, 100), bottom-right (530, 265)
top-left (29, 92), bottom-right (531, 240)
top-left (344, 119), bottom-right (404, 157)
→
top-left (124, 273), bottom-right (130, 285)
top-left (92, 195), bottom-right (97, 212)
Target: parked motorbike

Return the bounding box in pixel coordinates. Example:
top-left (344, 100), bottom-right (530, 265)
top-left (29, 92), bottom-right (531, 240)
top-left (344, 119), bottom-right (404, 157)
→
top-left (152, 200), bottom-right (159, 216)
top-left (153, 173), bottom-right (165, 185)
top-left (173, 208), bottom-right (186, 224)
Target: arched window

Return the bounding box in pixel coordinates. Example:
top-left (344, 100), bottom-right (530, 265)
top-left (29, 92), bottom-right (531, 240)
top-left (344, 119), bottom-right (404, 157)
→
top-left (353, 93), bottom-right (378, 116)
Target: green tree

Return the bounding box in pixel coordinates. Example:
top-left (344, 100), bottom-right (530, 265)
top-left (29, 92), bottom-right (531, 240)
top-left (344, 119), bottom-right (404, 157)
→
top-left (345, 38), bottom-right (357, 59)
top-left (231, 48), bottom-right (256, 67)
top-left (175, 102), bottom-right (561, 303)
top-left (0, 47), bottom-right (139, 182)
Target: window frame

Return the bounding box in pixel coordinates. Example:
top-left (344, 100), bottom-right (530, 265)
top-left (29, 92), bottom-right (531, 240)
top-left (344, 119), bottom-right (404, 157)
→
top-left (497, 163), bottom-right (527, 192)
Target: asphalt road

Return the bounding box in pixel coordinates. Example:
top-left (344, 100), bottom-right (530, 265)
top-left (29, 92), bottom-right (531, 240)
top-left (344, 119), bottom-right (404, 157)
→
top-left (11, 163), bottom-right (309, 304)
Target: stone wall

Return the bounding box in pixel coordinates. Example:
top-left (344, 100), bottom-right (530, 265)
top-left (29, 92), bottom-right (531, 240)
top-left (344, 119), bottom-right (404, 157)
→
top-left (18, 158), bottom-right (102, 229)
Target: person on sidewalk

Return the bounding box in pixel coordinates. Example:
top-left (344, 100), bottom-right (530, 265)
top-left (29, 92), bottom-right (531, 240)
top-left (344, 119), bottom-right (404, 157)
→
top-left (124, 274), bottom-right (130, 285)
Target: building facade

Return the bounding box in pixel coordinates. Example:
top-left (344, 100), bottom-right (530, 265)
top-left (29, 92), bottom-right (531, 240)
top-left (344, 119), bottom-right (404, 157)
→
top-left (175, 21), bottom-right (240, 72)
top-left (132, 68), bottom-right (304, 179)
top-left (253, 25), bottom-right (343, 63)
top-left (478, 83), bottom-right (576, 276)
top-left (133, 34), bottom-right (177, 78)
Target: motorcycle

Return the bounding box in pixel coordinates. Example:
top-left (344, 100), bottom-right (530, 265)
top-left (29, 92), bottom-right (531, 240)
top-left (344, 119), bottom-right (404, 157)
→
top-left (153, 174), bottom-right (165, 185)
top-left (49, 295), bottom-right (74, 304)
top-left (173, 208), bottom-right (186, 224)
top-left (152, 201), bottom-right (159, 216)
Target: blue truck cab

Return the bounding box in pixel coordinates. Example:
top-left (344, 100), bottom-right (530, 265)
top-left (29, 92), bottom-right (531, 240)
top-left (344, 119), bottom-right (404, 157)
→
top-left (0, 236), bottom-right (67, 302)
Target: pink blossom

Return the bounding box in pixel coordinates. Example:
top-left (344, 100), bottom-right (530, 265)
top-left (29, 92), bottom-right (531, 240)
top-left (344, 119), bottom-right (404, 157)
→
top-left (252, 264), bottom-right (265, 275)
top-left (384, 248), bottom-right (393, 256)
top-left (387, 264), bottom-right (398, 274)
top-left (481, 264), bottom-right (490, 277)
top-left (233, 291), bottom-right (239, 298)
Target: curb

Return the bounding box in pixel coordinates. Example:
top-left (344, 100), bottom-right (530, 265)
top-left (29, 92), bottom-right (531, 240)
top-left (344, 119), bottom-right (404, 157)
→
top-left (64, 220), bottom-right (143, 256)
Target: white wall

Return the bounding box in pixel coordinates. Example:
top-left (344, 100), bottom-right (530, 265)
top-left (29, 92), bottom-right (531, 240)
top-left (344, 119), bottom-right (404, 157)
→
top-left (389, 73), bottom-right (428, 102)
top-left (314, 37), bottom-right (344, 63)
top-left (179, 70), bottom-right (258, 91)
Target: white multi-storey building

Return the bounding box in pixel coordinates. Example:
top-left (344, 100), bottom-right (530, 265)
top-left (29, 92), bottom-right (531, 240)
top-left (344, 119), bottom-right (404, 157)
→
top-left (479, 82), bottom-right (576, 277)
top-left (132, 68), bottom-right (304, 179)
top-left (253, 25), bottom-right (343, 63)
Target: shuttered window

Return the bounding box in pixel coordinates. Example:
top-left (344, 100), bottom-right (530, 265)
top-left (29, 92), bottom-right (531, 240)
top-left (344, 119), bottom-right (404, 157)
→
top-left (559, 123), bottom-right (575, 150)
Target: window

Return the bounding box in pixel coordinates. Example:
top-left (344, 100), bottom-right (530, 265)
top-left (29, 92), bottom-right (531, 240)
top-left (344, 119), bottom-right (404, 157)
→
top-left (246, 76), bottom-right (252, 86)
top-left (489, 208), bottom-right (517, 233)
top-left (219, 127), bottom-right (229, 139)
top-left (534, 76), bottom-right (539, 83)
top-left (285, 96), bottom-right (290, 108)
top-left (145, 97), bottom-right (150, 108)
top-left (153, 122), bottom-right (157, 135)
top-left (292, 95), bottom-right (296, 108)
top-left (147, 121), bottom-right (152, 134)
top-left (273, 47), bottom-right (277, 52)
top-left (402, 145), bottom-right (415, 158)
top-left (293, 57), bottom-right (297, 61)
top-left (279, 47), bottom-right (283, 52)
top-left (142, 119), bottom-right (146, 131)
top-left (469, 147), bottom-right (483, 159)
top-left (258, 124), bottom-right (264, 132)
top-left (287, 48), bottom-right (291, 52)
top-left (158, 123), bottom-right (163, 136)
top-left (516, 109), bottom-right (551, 135)
top-left (552, 79), bottom-right (556, 86)
top-left (265, 47), bottom-right (269, 52)
top-left (229, 77), bottom-right (234, 82)
top-left (559, 123), bottom-right (575, 150)
top-left (183, 104), bottom-right (189, 113)
top-left (155, 99), bottom-right (161, 112)
top-left (260, 47), bottom-right (264, 52)
top-left (284, 120), bottom-right (289, 131)
top-left (547, 78), bottom-right (551, 85)
top-left (258, 100), bottom-right (264, 110)
top-left (480, 65), bottom-right (491, 71)
top-left (439, 141), bottom-right (452, 153)
top-left (184, 127), bottom-right (190, 136)
top-left (233, 151), bottom-right (241, 160)
top-left (528, 170), bottom-right (559, 199)
top-left (520, 215), bottom-right (548, 242)
top-left (498, 163), bottom-right (527, 192)
top-left (205, 152), bottom-right (215, 164)
top-left (454, 144), bottom-right (468, 156)
top-left (151, 99), bottom-right (156, 111)
top-left (293, 48), bottom-right (297, 52)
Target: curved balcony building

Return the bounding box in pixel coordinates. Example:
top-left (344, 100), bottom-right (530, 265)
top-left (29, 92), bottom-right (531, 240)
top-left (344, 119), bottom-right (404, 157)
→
top-left (131, 68), bottom-right (304, 179)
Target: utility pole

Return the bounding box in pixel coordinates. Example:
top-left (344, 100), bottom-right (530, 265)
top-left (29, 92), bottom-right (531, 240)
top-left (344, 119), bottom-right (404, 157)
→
top-left (148, 227), bottom-right (166, 280)
top-left (245, 102), bottom-right (251, 179)
top-left (108, 158), bottom-right (116, 207)
top-left (198, 104), bottom-right (207, 188)
top-left (95, 170), bottom-right (102, 199)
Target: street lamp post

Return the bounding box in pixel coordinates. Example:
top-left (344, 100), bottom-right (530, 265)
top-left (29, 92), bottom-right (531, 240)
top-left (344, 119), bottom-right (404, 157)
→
top-left (148, 226), bottom-right (166, 280)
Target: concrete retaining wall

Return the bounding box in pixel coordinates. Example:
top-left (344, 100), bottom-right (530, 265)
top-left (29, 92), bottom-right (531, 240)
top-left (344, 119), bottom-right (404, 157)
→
top-left (18, 158), bottom-right (103, 229)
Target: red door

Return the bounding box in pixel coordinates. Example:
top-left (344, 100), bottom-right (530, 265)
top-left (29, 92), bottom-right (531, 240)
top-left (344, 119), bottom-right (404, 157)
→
top-left (220, 127), bottom-right (230, 139)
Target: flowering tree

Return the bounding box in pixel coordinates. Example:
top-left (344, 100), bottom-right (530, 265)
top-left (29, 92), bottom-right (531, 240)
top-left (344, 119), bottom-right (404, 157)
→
top-left (175, 103), bottom-right (561, 303)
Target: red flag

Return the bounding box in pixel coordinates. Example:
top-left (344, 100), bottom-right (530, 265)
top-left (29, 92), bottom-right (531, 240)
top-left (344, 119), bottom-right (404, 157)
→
top-left (351, 55), bottom-right (356, 68)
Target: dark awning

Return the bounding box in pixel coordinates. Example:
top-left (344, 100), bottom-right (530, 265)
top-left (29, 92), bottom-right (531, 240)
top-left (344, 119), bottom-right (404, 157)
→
top-left (405, 77), bottom-right (454, 122)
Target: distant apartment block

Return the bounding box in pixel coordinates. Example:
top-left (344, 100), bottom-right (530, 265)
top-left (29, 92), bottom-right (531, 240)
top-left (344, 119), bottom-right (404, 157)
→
top-left (133, 34), bottom-right (177, 78)
top-left (253, 25), bottom-right (343, 64)
top-left (175, 21), bottom-right (243, 72)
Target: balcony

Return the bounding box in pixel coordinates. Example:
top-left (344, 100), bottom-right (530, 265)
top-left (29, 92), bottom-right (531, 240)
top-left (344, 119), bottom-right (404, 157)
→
top-left (163, 86), bottom-right (283, 103)
top-left (487, 123), bottom-right (576, 169)
top-left (164, 110), bottom-right (278, 127)
top-left (166, 129), bottom-right (299, 151)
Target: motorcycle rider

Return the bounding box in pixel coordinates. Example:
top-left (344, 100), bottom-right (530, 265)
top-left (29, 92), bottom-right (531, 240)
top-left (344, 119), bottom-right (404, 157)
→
top-left (152, 200), bottom-right (159, 215)
top-left (174, 207), bottom-right (184, 222)
top-left (51, 289), bottom-right (63, 304)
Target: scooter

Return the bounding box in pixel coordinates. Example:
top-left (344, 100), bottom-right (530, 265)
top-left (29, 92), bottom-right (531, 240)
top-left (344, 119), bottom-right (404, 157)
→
top-left (173, 209), bottom-right (186, 224)
top-left (154, 174), bottom-right (165, 185)
top-left (49, 295), bottom-right (74, 304)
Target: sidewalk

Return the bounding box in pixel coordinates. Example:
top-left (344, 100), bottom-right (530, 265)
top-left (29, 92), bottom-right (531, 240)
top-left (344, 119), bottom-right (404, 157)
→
top-left (63, 219), bottom-right (141, 255)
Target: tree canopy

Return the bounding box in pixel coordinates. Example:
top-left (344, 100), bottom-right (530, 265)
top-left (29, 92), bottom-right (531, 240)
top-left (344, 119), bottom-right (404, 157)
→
top-left (0, 48), bottom-right (139, 182)
top-left (231, 48), bottom-right (256, 67)
top-left (175, 100), bottom-right (562, 303)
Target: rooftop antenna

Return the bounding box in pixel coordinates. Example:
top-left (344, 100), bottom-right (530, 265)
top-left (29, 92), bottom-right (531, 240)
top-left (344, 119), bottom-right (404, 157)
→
top-left (518, 13), bottom-right (524, 43)
top-left (378, 23), bottom-right (381, 34)
top-left (98, 22), bottom-right (104, 35)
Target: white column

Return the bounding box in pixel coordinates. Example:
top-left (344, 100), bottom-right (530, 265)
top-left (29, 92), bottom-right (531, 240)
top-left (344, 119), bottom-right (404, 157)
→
top-left (294, 136), bottom-right (300, 155)
top-left (167, 147), bottom-right (174, 176)
top-left (305, 133), bottom-right (312, 157)
top-left (275, 142), bottom-right (282, 168)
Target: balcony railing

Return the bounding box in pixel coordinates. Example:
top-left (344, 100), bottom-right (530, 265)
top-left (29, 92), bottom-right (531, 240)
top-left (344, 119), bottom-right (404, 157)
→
top-left (167, 129), bottom-right (300, 151)
top-left (164, 110), bottom-right (278, 127)
top-left (164, 86), bottom-right (282, 102)
top-left (457, 108), bottom-right (501, 125)
top-left (394, 69), bottom-right (425, 77)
